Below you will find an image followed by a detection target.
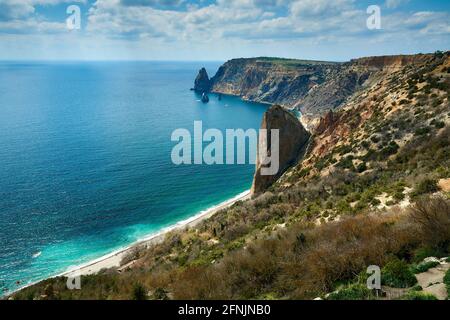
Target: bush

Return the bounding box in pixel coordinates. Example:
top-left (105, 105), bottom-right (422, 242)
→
top-left (131, 283), bottom-right (147, 300)
top-left (412, 261), bottom-right (440, 274)
top-left (381, 259), bottom-right (417, 288)
top-left (337, 156), bottom-right (355, 170)
top-left (402, 291), bottom-right (438, 300)
top-left (409, 197), bottom-right (450, 249)
top-left (412, 178), bottom-right (439, 197)
top-left (152, 287), bottom-right (169, 300)
top-left (414, 127), bottom-right (431, 136)
top-left (356, 162), bottom-right (368, 173)
top-left (444, 269), bottom-right (450, 296)
top-left (327, 284), bottom-right (374, 300)
top-left (411, 285), bottom-right (423, 291)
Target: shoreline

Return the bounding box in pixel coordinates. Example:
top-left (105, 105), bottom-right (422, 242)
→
top-left (63, 189), bottom-right (251, 277)
top-left (9, 189), bottom-right (251, 296)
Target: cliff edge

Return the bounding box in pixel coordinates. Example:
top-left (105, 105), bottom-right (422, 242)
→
top-left (252, 105), bottom-right (310, 194)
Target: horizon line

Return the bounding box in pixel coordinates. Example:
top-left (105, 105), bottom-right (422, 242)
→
top-left (0, 50), bottom-right (446, 64)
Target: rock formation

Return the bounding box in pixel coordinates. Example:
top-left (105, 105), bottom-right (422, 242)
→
top-left (194, 68), bottom-right (212, 93)
top-left (252, 105), bottom-right (310, 194)
top-left (194, 54), bottom-right (436, 116)
top-left (315, 110), bottom-right (336, 135)
top-left (201, 92), bottom-right (209, 103)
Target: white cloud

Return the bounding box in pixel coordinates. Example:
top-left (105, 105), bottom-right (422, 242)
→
top-left (290, 0), bottom-right (354, 17)
top-left (0, 0), bottom-right (449, 60)
top-left (385, 0), bottom-right (410, 9)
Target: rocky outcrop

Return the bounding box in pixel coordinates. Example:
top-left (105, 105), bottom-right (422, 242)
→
top-left (252, 105), bottom-right (310, 194)
top-left (315, 110), bottom-right (336, 135)
top-left (201, 92), bottom-right (209, 103)
top-left (194, 68), bottom-right (212, 93)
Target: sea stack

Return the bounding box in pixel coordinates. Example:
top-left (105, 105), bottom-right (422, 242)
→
top-left (201, 92), bottom-right (210, 103)
top-left (252, 105), bottom-right (310, 194)
top-left (194, 68), bottom-right (212, 93)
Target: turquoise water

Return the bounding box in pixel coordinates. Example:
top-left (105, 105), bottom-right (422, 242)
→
top-left (0, 61), bottom-right (268, 295)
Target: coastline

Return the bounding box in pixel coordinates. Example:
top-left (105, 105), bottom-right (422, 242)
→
top-left (5, 190), bottom-right (251, 297)
top-left (15, 189), bottom-right (251, 293)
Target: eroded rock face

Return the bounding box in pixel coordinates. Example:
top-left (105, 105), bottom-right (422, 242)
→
top-left (315, 110), bottom-right (336, 135)
top-left (252, 105), bottom-right (310, 194)
top-left (196, 54), bottom-right (437, 117)
top-left (194, 68), bottom-right (212, 93)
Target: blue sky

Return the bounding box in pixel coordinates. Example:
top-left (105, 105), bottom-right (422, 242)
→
top-left (0, 0), bottom-right (449, 61)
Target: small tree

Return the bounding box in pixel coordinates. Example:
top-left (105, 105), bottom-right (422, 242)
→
top-left (409, 196), bottom-right (450, 250)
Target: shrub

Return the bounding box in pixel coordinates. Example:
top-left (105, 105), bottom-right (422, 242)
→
top-left (337, 156), bottom-right (355, 170)
top-left (381, 259), bottom-right (417, 288)
top-left (411, 285), bottom-right (423, 291)
top-left (402, 291), bottom-right (438, 300)
top-left (356, 163), bottom-right (368, 173)
top-left (444, 269), bottom-right (450, 296)
top-left (414, 127), bottom-right (431, 136)
top-left (327, 284), bottom-right (374, 300)
top-left (433, 121), bottom-right (445, 129)
top-left (412, 178), bottom-right (439, 197)
top-left (370, 135), bottom-right (380, 144)
top-left (131, 283), bottom-right (147, 300)
top-left (412, 261), bottom-right (440, 274)
top-left (152, 287), bottom-right (169, 300)
top-left (409, 197), bottom-right (450, 249)
top-left (378, 141), bottom-right (399, 160)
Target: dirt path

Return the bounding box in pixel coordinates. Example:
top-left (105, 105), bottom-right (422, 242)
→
top-left (416, 262), bottom-right (449, 300)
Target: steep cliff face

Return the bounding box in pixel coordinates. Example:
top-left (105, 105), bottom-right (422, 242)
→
top-left (195, 54), bottom-right (437, 116)
top-left (252, 105), bottom-right (310, 194)
top-left (209, 58), bottom-right (340, 111)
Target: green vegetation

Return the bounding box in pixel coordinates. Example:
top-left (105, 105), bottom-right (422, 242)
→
top-left (444, 269), bottom-right (450, 296)
top-left (381, 259), bottom-right (417, 288)
top-left (412, 178), bottom-right (439, 198)
top-left (327, 284), bottom-right (374, 300)
top-left (131, 283), bottom-right (147, 300)
top-left (402, 291), bottom-right (438, 300)
top-left (412, 261), bottom-right (440, 274)
top-left (413, 247), bottom-right (445, 263)
top-left (12, 196), bottom-right (450, 300)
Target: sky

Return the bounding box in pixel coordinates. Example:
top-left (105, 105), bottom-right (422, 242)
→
top-left (0, 0), bottom-right (449, 61)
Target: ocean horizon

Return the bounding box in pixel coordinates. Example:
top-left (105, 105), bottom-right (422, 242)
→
top-left (0, 61), bottom-right (268, 295)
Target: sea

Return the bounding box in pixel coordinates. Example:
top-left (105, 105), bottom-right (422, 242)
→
top-left (0, 61), bottom-right (268, 295)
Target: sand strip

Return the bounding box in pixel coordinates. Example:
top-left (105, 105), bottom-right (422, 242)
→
top-left (61, 190), bottom-right (251, 277)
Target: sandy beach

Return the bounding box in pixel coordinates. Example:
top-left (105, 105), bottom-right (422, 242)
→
top-left (61, 190), bottom-right (251, 278)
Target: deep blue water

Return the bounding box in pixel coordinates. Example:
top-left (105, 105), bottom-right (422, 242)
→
top-left (0, 61), bottom-right (267, 294)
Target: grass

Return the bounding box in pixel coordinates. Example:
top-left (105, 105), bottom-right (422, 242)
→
top-left (327, 284), bottom-right (374, 300)
top-left (402, 291), bottom-right (438, 300)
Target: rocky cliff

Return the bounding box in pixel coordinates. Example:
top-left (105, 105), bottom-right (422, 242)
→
top-left (193, 67), bottom-right (212, 93)
top-left (195, 54), bottom-right (436, 117)
top-left (252, 105), bottom-right (310, 194)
